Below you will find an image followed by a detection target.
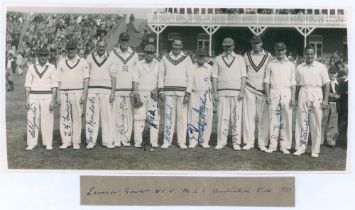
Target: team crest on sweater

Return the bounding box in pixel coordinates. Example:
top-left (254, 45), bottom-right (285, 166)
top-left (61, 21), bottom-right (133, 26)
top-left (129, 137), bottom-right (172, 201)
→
top-left (165, 54), bottom-right (187, 66)
top-left (34, 64), bottom-right (49, 78)
top-left (247, 51), bottom-right (268, 72)
top-left (92, 53), bottom-right (109, 67)
top-left (113, 49), bottom-right (136, 65)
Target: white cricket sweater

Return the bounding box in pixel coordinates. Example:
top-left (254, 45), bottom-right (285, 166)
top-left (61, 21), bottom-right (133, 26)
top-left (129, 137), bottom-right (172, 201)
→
top-left (132, 58), bottom-right (159, 96)
top-left (108, 47), bottom-right (139, 96)
top-left (158, 51), bottom-right (193, 96)
top-left (212, 52), bottom-right (247, 96)
top-left (24, 60), bottom-right (58, 92)
top-left (86, 51), bottom-right (116, 94)
top-left (57, 55), bottom-right (89, 92)
top-left (243, 49), bottom-right (273, 90)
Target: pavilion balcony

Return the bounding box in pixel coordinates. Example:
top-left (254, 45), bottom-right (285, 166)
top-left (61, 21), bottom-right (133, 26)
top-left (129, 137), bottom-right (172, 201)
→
top-left (148, 13), bottom-right (347, 28)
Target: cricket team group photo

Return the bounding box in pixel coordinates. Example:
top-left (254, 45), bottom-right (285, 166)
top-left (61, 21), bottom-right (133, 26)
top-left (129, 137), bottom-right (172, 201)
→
top-left (5, 7), bottom-right (348, 171)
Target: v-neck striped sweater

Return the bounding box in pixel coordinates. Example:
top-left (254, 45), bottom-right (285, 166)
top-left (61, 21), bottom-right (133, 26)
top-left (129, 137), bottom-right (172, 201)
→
top-left (57, 56), bottom-right (89, 90)
top-left (108, 48), bottom-right (139, 95)
top-left (86, 52), bottom-right (116, 93)
top-left (158, 53), bottom-right (193, 95)
top-left (212, 53), bottom-right (247, 96)
top-left (243, 50), bottom-right (273, 90)
top-left (24, 62), bottom-right (58, 91)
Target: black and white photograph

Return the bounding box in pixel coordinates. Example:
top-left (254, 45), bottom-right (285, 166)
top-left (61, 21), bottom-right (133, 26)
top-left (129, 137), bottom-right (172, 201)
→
top-left (4, 4), bottom-right (349, 171)
top-left (1, 1), bottom-right (355, 209)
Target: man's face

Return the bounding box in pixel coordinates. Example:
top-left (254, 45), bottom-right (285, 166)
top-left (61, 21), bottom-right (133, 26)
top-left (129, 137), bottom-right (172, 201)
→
top-left (96, 42), bottom-right (106, 56)
top-left (38, 55), bottom-right (48, 66)
top-left (251, 41), bottom-right (263, 52)
top-left (119, 39), bottom-right (129, 51)
top-left (144, 51), bottom-right (154, 62)
top-left (330, 72), bottom-right (338, 81)
top-left (275, 48), bottom-right (287, 60)
top-left (172, 40), bottom-right (183, 55)
top-left (305, 48), bottom-right (315, 64)
top-left (223, 45), bottom-right (234, 55)
top-left (67, 48), bottom-right (77, 59)
top-left (197, 55), bottom-right (207, 66)
top-left (79, 50), bottom-right (85, 58)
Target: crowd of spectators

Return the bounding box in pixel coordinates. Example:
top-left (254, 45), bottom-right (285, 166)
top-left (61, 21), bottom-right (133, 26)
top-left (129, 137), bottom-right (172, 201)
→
top-left (5, 11), bottom-right (123, 91)
top-left (325, 53), bottom-right (348, 78)
top-left (6, 12), bottom-right (24, 53)
top-left (6, 12), bottom-right (25, 91)
top-left (6, 12), bottom-right (122, 68)
top-left (23, 13), bottom-right (122, 64)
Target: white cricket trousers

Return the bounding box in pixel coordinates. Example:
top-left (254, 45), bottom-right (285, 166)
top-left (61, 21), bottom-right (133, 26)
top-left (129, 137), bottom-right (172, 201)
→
top-left (217, 96), bottom-right (242, 147)
top-left (112, 95), bottom-right (133, 145)
top-left (321, 102), bottom-right (338, 146)
top-left (134, 96), bottom-right (160, 146)
top-left (268, 88), bottom-right (293, 151)
top-left (187, 90), bottom-right (213, 147)
top-left (163, 95), bottom-right (188, 146)
top-left (295, 87), bottom-right (323, 154)
top-left (242, 87), bottom-right (269, 148)
top-left (85, 93), bottom-right (114, 146)
top-left (27, 93), bottom-right (54, 147)
top-left (60, 91), bottom-right (83, 145)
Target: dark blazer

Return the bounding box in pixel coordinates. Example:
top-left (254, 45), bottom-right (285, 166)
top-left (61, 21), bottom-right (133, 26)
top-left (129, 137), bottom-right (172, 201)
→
top-left (338, 78), bottom-right (348, 115)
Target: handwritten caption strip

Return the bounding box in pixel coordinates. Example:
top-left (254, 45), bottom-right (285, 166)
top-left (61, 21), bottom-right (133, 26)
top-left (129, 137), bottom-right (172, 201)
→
top-left (81, 176), bottom-right (295, 206)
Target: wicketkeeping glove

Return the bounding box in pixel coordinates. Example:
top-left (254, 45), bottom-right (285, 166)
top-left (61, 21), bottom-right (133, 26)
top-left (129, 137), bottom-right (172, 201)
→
top-left (151, 88), bottom-right (159, 101)
top-left (133, 93), bottom-right (143, 108)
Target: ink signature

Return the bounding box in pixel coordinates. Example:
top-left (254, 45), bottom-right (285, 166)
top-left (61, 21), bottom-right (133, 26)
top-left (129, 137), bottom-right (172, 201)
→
top-left (146, 109), bottom-right (159, 129)
top-left (85, 97), bottom-right (96, 142)
top-left (27, 104), bottom-right (39, 138)
top-left (61, 92), bottom-right (72, 136)
top-left (230, 99), bottom-right (240, 145)
top-left (86, 97), bottom-right (96, 127)
top-left (187, 89), bottom-right (212, 144)
top-left (299, 100), bottom-right (316, 146)
top-left (272, 95), bottom-right (285, 142)
top-left (163, 104), bottom-right (173, 143)
top-left (118, 98), bottom-right (130, 144)
top-left (62, 92), bottom-right (71, 121)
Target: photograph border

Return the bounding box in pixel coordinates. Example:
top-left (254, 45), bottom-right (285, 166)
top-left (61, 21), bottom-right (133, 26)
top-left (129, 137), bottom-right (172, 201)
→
top-left (1, 1), bottom-right (352, 175)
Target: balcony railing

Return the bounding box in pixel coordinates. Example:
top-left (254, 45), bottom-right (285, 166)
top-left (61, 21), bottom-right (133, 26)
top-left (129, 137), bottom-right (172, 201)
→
top-left (148, 13), bottom-right (347, 27)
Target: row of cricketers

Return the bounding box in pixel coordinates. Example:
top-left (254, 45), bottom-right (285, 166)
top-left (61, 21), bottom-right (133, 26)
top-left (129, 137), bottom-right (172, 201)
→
top-left (25, 32), bottom-right (332, 158)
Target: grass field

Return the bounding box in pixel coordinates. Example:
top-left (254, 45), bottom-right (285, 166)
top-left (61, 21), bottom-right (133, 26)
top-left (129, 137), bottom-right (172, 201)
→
top-left (6, 74), bottom-right (347, 171)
